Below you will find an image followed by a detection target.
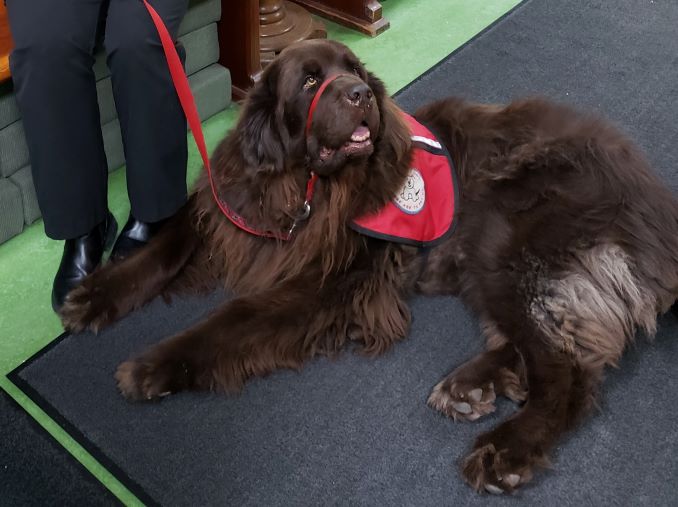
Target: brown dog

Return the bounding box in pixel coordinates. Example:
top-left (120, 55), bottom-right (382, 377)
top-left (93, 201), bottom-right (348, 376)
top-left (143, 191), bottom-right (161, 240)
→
top-left (60, 39), bottom-right (678, 493)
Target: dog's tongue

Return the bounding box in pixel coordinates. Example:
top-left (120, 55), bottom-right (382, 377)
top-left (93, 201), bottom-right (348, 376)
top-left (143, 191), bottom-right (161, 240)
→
top-left (350, 125), bottom-right (371, 142)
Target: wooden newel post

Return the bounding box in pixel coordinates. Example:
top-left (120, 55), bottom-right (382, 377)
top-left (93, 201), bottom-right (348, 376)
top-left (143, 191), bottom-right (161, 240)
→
top-left (259, 0), bottom-right (326, 66)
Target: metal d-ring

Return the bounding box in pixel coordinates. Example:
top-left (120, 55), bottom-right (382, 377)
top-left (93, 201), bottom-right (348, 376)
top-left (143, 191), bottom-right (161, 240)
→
top-left (287, 201), bottom-right (312, 237)
top-left (299, 201), bottom-right (311, 220)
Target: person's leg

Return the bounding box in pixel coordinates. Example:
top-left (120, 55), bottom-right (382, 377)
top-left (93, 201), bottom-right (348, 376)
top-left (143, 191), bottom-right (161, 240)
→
top-left (7, 0), bottom-right (109, 239)
top-left (105, 0), bottom-right (189, 226)
top-left (8, 0), bottom-right (118, 312)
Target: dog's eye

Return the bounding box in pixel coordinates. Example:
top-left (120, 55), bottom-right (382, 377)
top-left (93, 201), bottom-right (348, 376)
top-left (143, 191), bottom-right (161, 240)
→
top-left (353, 66), bottom-right (361, 76)
top-left (304, 75), bottom-right (318, 89)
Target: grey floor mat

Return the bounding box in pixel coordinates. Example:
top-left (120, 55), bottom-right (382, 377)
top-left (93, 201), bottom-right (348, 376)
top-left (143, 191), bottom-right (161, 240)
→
top-left (0, 389), bottom-right (118, 507)
top-left (10, 0), bottom-right (678, 504)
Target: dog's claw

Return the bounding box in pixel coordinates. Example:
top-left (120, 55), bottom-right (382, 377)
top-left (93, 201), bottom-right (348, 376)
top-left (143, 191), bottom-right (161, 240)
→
top-left (468, 388), bottom-right (483, 402)
top-left (485, 484), bottom-right (504, 495)
top-left (452, 401), bottom-right (473, 414)
top-left (504, 473), bottom-right (521, 487)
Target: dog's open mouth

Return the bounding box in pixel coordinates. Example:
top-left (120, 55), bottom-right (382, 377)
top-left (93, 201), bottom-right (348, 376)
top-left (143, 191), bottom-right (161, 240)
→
top-left (320, 124), bottom-right (373, 161)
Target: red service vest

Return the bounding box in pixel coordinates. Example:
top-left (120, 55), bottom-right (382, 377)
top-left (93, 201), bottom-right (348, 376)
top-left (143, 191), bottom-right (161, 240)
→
top-left (351, 112), bottom-right (459, 247)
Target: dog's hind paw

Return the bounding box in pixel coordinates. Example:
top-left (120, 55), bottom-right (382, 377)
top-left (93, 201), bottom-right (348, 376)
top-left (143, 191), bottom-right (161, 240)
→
top-left (428, 379), bottom-right (496, 422)
top-left (462, 442), bottom-right (541, 494)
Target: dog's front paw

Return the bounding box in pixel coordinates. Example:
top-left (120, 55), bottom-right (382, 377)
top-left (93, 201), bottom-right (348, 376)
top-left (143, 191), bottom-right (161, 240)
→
top-left (428, 379), bottom-right (496, 422)
top-left (60, 282), bottom-right (118, 333)
top-left (115, 352), bottom-right (190, 401)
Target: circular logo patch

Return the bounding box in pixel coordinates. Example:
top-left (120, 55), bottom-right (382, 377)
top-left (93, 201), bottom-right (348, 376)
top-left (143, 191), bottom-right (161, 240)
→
top-left (394, 168), bottom-right (426, 214)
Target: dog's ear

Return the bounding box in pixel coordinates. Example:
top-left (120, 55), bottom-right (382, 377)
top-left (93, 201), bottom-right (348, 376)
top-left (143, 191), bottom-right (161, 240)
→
top-left (238, 60), bottom-right (286, 173)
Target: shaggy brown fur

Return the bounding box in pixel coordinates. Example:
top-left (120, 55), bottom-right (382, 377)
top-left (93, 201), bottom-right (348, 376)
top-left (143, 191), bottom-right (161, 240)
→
top-left (60, 40), bottom-right (678, 493)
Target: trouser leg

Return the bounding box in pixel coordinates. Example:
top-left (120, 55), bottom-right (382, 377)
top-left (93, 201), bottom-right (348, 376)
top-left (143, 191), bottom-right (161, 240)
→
top-left (105, 0), bottom-right (189, 223)
top-left (7, 0), bottom-right (108, 239)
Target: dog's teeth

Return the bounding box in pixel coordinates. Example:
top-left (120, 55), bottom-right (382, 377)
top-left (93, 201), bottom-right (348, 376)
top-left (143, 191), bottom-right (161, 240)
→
top-left (350, 129), bottom-right (371, 142)
top-left (452, 401), bottom-right (473, 414)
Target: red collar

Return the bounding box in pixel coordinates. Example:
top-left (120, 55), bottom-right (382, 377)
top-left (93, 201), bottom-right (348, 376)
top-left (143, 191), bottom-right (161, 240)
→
top-left (215, 73), bottom-right (347, 240)
top-left (141, 10), bottom-right (347, 241)
top-left (212, 74), bottom-right (348, 240)
top-left (216, 172), bottom-right (318, 240)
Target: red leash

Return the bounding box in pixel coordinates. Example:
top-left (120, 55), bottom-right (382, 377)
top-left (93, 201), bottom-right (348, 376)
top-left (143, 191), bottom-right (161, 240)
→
top-left (143, 0), bottom-right (324, 240)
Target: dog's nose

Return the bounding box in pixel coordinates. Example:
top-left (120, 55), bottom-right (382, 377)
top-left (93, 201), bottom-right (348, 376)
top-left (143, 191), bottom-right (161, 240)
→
top-left (346, 82), bottom-right (373, 107)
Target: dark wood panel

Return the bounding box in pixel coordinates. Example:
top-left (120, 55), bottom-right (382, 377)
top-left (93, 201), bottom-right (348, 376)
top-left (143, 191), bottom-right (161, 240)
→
top-left (217, 0), bottom-right (262, 100)
top-left (291, 0), bottom-right (389, 37)
top-left (0, 3), bottom-right (13, 82)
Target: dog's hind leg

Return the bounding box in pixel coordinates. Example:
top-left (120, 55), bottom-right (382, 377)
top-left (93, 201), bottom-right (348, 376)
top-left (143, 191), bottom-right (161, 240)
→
top-left (114, 266), bottom-right (411, 400)
top-left (461, 244), bottom-right (658, 493)
top-left (60, 199), bottom-right (200, 333)
top-left (461, 339), bottom-right (603, 494)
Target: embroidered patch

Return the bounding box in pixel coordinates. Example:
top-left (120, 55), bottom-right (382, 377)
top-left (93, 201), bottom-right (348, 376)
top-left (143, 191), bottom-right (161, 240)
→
top-left (394, 168), bottom-right (426, 214)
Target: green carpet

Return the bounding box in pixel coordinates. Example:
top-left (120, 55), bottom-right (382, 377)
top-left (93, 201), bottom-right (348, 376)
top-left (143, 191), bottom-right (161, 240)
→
top-left (0, 0), bottom-right (521, 504)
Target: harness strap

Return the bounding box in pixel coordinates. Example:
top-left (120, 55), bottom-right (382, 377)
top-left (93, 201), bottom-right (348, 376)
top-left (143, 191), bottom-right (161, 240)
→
top-left (305, 74), bottom-right (344, 137)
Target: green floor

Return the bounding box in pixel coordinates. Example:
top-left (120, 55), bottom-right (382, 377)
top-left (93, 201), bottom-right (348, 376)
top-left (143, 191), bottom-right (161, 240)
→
top-left (0, 1), bottom-right (520, 504)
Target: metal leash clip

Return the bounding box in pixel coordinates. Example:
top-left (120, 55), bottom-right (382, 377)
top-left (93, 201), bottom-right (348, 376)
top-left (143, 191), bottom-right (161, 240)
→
top-left (288, 201), bottom-right (312, 237)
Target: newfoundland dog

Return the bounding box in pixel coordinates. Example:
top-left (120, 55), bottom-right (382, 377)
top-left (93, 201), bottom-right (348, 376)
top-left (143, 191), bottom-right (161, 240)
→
top-left (60, 39), bottom-right (678, 493)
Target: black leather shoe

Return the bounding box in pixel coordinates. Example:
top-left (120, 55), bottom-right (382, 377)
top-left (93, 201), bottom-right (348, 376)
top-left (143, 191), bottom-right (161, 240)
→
top-left (52, 212), bottom-right (118, 313)
top-left (109, 215), bottom-right (168, 262)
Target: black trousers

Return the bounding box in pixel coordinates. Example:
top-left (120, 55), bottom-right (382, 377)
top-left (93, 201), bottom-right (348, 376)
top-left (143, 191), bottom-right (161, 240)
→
top-left (7, 0), bottom-right (189, 239)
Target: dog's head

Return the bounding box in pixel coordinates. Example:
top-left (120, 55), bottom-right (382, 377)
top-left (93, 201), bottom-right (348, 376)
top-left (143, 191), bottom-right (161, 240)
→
top-left (237, 39), bottom-right (401, 177)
